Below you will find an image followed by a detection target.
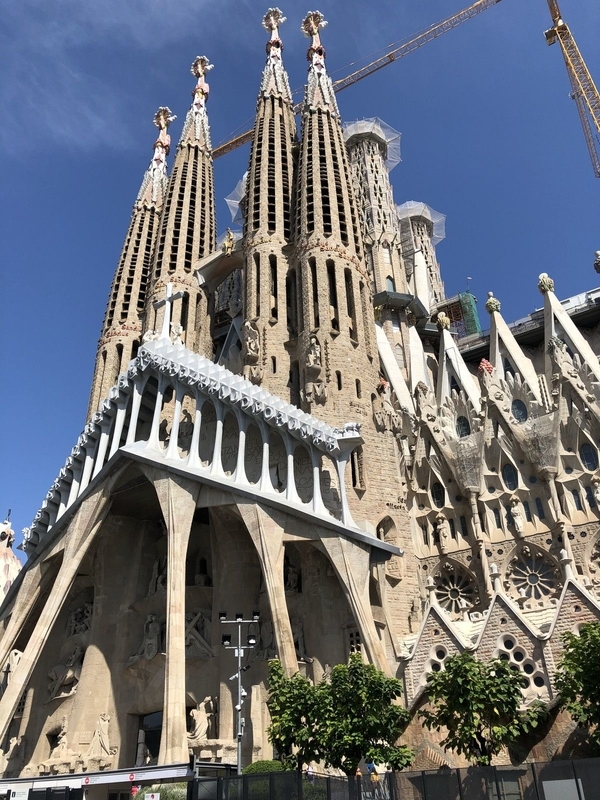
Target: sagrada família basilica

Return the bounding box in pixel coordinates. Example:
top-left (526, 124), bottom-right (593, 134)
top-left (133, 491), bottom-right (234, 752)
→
top-left (1, 7), bottom-right (600, 788)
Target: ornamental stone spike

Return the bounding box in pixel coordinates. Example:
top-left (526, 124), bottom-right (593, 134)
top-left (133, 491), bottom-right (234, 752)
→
top-left (263, 7), bottom-right (287, 37)
top-left (538, 272), bottom-right (555, 294)
top-left (485, 291), bottom-right (501, 314)
top-left (153, 107), bottom-right (176, 156)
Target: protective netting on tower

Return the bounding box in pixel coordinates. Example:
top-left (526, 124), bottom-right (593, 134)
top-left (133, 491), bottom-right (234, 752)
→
top-left (225, 171), bottom-right (248, 226)
top-left (396, 201), bottom-right (446, 246)
top-left (342, 117), bottom-right (402, 170)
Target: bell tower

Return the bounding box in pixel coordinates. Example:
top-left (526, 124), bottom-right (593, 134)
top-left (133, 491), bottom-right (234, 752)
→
top-left (145, 57), bottom-right (217, 354)
top-left (241, 9), bottom-right (299, 398)
top-left (294, 12), bottom-right (378, 423)
top-left (87, 108), bottom-right (175, 418)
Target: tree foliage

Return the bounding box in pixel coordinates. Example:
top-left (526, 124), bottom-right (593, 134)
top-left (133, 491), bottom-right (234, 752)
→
top-left (242, 759), bottom-right (287, 774)
top-left (419, 652), bottom-right (547, 766)
top-left (267, 654), bottom-right (413, 774)
top-left (555, 622), bottom-right (600, 744)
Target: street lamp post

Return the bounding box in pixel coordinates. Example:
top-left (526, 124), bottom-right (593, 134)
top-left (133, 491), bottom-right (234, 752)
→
top-left (219, 611), bottom-right (259, 775)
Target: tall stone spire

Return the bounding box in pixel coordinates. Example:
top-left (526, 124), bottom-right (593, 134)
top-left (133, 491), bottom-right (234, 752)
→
top-left (242, 9), bottom-right (299, 396)
top-left (294, 11), bottom-right (377, 422)
top-left (146, 57), bottom-right (217, 352)
top-left (87, 108), bottom-right (175, 419)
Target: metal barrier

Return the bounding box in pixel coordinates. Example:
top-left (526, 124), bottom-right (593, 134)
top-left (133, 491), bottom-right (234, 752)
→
top-left (186, 757), bottom-right (600, 800)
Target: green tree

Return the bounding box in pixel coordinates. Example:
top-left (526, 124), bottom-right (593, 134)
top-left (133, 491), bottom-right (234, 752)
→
top-left (419, 652), bottom-right (547, 766)
top-left (267, 653), bottom-right (413, 775)
top-left (555, 621), bottom-right (600, 745)
top-left (267, 659), bottom-right (329, 771)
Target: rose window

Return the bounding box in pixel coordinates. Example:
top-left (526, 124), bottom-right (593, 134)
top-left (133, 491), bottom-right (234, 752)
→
top-left (434, 564), bottom-right (478, 616)
top-left (508, 547), bottom-right (559, 601)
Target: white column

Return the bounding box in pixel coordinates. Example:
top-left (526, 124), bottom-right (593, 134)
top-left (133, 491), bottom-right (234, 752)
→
top-left (335, 455), bottom-right (351, 526)
top-left (259, 423), bottom-right (271, 492)
top-left (186, 393), bottom-right (204, 470)
top-left (79, 442), bottom-right (98, 495)
top-left (67, 460), bottom-right (83, 507)
top-left (311, 449), bottom-right (325, 514)
top-left (149, 376), bottom-right (166, 449)
top-left (109, 400), bottom-right (129, 459)
top-left (92, 421), bottom-right (112, 480)
top-left (285, 435), bottom-right (300, 505)
top-left (166, 386), bottom-right (184, 461)
top-left (210, 402), bottom-right (225, 476)
top-left (234, 413), bottom-right (248, 485)
top-left (126, 380), bottom-right (144, 445)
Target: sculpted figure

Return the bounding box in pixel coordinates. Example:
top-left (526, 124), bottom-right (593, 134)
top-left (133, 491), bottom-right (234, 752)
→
top-left (188, 696), bottom-right (214, 742)
top-left (47, 645), bottom-right (84, 700)
top-left (435, 513), bottom-right (451, 553)
top-left (185, 611), bottom-right (213, 659)
top-left (593, 477), bottom-right (600, 508)
top-left (243, 321), bottom-right (260, 360)
top-left (223, 228), bottom-right (235, 256)
top-left (87, 713), bottom-right (116, 758)
top-left (510, 495), bottom-right (525, 537)
top-left (257, 618), bottom-right (276, 660)
top-left (129, 614), bottom-right (162, 664)
top-left (307, 336), bottom-right (322, 367)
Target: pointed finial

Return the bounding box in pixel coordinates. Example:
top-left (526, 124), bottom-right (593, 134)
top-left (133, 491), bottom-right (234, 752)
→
top-left (485, 291), bottom-right (501, 314)
top-left (436, 311), bottom-right (451, 331)
top-left (153, 107), bottom-right (176, 155)
top-left (426, 575), bottom-right (439, 607)
top-left (191, 56), bottom-right (214, 105)
top-left (302, 11), bottom-right (327, 58)
top-left (538, 273), bottom-right (555, 294)
top-left (489, 563), bottom-right (502, 593)
top-left (263, 7), bottom-right (287, 37)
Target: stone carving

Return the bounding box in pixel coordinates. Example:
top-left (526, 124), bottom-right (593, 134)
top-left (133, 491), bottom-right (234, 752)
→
top-left (436, 311), bottom-right (451, 331)
top-left (148, 556), bottom-right (167, 596)
top-left (256, 618), bottom-right (276, 660)
top-left (435, 513), bottom-right (451, 554)
top-left (143, 329), bottom-right (159, 343)
top-left (485, 291), bottom-right (501, 314)
top-left (87, 713), bottom-right (117, 759)
top-left (304, 380), bottom-right (327, 405)
top-left (373, 377), bottom-right (404, 434)
top-left (505, 545), bottom-right (561, 602)
top-left (129, 614), bottom-right (163, 664)
top-left (170, 323), bottom-right (184, 345)
top-left (242, 321), bottom-right (262, 384)
top-left (538, 272), bottom-right (555, 294)
top-left (292, 617), bottom-right (311, 662)
top-left (47, 644), bottom-right (84, 700)
top-left (185, 611), bottom-right (213, 659)
top-left (0, 649), bottom-right (22, 698)
top-left (510, 495), bottom-right (525, 537)
top-left (593, 477), bottom-right (600, 508)
top-left (0, 735), bottom-right (21, 773)
top-left (307, 336), bottom-right (322, 368)
top-left (433, 562), bottom-right (478, 618)
top-left (67, 602), bottom-right (93, 637)
top-left (188, 697), bottom-right (216, 744)
top-left (223, 228), bottom-right (235, 256)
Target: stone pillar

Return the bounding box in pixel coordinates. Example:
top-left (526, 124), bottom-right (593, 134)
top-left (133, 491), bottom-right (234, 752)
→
top-left (142, 468), bottom-right (200, 765)
top-left (318, 533), bottom-right (391, 675)
top-left (235, 502), bottom-right (297, 676)
top-left (0, 483), bottom-right (114, 741)
top-left (0, 562), bottom-right (45, 668)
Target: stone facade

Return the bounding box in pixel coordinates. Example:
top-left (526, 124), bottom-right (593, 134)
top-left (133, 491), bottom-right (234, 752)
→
top-left (3, 7), bottom-right (600, 783)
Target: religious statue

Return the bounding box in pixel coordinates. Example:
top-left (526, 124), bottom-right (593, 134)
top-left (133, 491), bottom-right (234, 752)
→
top-left (178, 409), bottom-right (194, 451)
top-left (593, 477), bottom-right (600, 508)
top-left (291, 617), bottom-right (311, 662)
top-left (170, 323), bottom-right (184, 345)
top-left (87, 713), bottom-right (117, 759)
top-left (307, 336), bottom-right (322, 368)
top-left (67, 602), bottom-right (93, 637)
top-left (242, 320), bottom-right (260, 360)
top-left (223, 228), bottom-right (235, 256)
top-left (188, 697), bottom-right (215, 743)
top-left (510, 495), bottom-right (525, 537)
top-left (185, 611), bottom-right (213, 659)
top-left (47, 645), bottom-right (84, 700)
top-left (284, 559), bottom-right (300, 593)
top-left (256, 618), bottom-right (276, 660)
top-left (142, 329), bottom-right (158, 343)
top-left (0, 649), bottom-right (22, 698)
top-left (0, 735), bottom-right (21, 773)
top-left (147, 556), bottom-right (167, 596)
top-left (129, 614), bottom-right (162, 664)
top-left (435, 513), bottom-right (451, 553)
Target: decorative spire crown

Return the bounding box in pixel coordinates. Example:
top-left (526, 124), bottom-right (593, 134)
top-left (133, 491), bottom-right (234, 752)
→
top-left (302, 10), bottom-right (328, 60)
top-left (263, 7), bottom-right (286, 50)
top-left (485, 291), bottom-right (501, 314)
top-left (259, 9), bottom-right (292, 101)
top-left (179, 56), bottom-right (214, 147)
top-left (153, 106), bottom-right (176, 156)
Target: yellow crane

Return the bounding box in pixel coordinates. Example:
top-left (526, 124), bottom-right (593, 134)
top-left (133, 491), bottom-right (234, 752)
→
top-left (212, 0), bottom-right (502, 159)
top-left (544, 0), bottom-right (600, 178)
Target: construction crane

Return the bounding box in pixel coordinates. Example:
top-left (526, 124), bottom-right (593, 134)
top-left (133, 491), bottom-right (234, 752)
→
top-left (544, 0), bottom-right (600, 178)
top-left (212, 0), bottom-right (502, 159)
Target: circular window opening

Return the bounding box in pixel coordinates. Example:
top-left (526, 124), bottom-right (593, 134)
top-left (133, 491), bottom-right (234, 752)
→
top-left (449, 588), bottom-right (460, 599)
top-left (499, 653), bottom-right (510, 661)
top-left (527, 573), bottom-right (540, 585)
top-left (431, 662), bottom-right (441, 672)
top-left (436, 649), bottom-right (446, 660)
top-left (533, 675), bottom-right (545, 688)
top-left (511, 399), bottom-right (528, 423)
top-left (503, 638), bottom-right (515, 650)
top-left (574, 605), bottom-right (581, 613)
top-left (523, 662), bottom-right (535, 675)
top-left (521, 677), bottom-right (530, 688)
top-left (433, 629), bottom-right (440, 636)
top-left (513, 650), bottom-right (525, 663)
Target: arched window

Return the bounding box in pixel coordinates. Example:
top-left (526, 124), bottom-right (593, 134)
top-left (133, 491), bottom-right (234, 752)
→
top-left (580, 443), bottom-right (599, 471)
top-left (535, 498), bottom-right (545, 520)
top-left (511, 399), bottom-right (528, 423)
top-left (493, 508), bottom-right (502, 528)
top-left (386, 275), bottom-right (395, 293)
top-left (586, 486), bottom-right (596, 508)
top-left (456, 416), bottom-right (471, 438)
top-left (502, 463), bottom-right (519, 491)
top-left (572, 489), bottom-right (583, 511)
top-left (432, 482), bottom-right (445, 509)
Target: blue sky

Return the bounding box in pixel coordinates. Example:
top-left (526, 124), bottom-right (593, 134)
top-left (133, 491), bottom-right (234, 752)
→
top-left (1, 0), bottom-right (598, 552)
